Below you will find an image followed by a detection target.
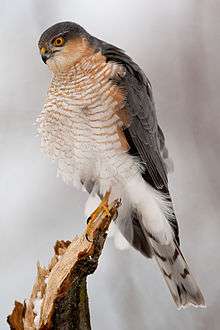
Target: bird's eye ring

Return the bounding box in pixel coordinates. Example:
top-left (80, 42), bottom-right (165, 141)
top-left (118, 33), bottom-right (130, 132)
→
top-left (52, 36), bottom-right (65, 47)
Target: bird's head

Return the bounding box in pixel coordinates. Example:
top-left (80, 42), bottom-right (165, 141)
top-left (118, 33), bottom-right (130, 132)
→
top-left (38, 22), bottom-right (94, 73)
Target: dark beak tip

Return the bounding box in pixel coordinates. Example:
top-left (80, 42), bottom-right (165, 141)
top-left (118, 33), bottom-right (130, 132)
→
top-left (41, 55), bottom-right (48, 64)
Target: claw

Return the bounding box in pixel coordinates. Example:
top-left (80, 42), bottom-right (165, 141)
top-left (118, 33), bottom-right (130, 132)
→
top-left (85, 191), bottom-right (111, 242)
top-left (85, 232), bottom-right (93, 242)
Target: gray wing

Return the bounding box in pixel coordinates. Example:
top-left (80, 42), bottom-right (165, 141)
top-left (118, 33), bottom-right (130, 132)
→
top-left (97, 39), bottom-right (168, 189)
top-left (121, 69), bottom-right (168, 190)
top-left (98, 40), bottom-right (179, 244)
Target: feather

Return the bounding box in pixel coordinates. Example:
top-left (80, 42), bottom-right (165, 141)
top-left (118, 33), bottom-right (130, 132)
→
top-left (123, 174), bottom-right (205, 308)
top-left (151, 238), bottom-right (205, 308)
top-left (99, 39), bottom-right (179, 243)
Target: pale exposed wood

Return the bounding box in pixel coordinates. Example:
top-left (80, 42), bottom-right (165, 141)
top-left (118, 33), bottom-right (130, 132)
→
top-left (7, 194), bottom-right (120, 330)
top-left (7, 301), bottom-right (25, 330)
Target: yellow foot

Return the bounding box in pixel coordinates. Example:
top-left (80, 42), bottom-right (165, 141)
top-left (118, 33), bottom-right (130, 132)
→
top-left (86, 191), bottom-right (111, 242)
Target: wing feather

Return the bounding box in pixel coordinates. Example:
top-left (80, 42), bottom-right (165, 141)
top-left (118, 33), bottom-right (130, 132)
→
top-left (96, 39), bottom-right (179, 242)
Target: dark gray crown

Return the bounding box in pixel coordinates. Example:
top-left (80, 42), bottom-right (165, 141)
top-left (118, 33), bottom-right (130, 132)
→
top-left (38, 21), bottom-right (89, 48)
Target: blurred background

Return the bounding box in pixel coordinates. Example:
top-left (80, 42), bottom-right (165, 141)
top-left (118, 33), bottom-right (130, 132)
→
top-left (0, 0), bottom-right (220, 329)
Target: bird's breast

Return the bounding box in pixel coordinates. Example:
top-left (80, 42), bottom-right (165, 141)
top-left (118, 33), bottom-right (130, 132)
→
top-left (38, 54), bottom-right (140, 192)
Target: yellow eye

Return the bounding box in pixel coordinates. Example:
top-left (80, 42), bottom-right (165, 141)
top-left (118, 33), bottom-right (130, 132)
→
top-left (52, 36), bottom-right (65, 47)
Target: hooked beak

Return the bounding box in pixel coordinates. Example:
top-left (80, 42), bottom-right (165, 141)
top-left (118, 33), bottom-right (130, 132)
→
top-left (40, 47), bottom-right (52, 64)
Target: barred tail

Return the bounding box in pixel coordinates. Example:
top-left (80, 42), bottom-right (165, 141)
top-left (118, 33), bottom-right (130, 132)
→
top-left (121, 174), bottom-right (205, 308)
top-left (150, 237), bottom-right (205, 309)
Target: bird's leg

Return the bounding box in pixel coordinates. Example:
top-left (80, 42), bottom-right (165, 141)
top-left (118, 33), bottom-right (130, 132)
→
top-left (86, 190), bottom-right (111, 242)
top-left (87, 191), bottom-right (111, 223)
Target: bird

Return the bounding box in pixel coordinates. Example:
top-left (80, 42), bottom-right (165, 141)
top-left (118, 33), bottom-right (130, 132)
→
top-left (37, 21), bottom-right (205, 309)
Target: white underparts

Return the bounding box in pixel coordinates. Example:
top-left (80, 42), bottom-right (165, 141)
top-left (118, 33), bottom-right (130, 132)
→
top-left (37, 54), bottom-right (140, 194)
top-left (38, 53), bottom-right (173, 246)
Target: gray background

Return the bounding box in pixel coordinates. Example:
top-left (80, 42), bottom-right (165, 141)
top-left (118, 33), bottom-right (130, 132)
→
top-left (0, 0), bottom-right (219, 329)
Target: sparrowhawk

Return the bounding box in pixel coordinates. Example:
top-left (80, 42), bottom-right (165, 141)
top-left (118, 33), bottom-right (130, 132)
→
top-left (38, 22), bottom-right (205, 309)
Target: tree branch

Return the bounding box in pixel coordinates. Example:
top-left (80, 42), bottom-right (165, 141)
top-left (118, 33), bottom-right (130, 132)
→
top-left (7, 194), bottom-right (120, 330)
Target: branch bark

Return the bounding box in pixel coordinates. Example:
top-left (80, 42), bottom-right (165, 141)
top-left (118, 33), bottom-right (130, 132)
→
top-left (7, 194), bottom-right (120, 330)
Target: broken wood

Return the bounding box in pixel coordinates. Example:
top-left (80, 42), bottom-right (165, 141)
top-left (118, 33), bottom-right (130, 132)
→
top-left (7, 193), bottom-right (120, 330)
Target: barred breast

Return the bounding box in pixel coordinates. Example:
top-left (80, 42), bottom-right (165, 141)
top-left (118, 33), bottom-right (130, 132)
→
top-left (37, 52), bottom-right (140, 194)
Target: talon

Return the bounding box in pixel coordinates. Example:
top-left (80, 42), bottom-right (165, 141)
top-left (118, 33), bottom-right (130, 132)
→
top-left (85, 191), bottom-right (111, 241)
top-left (87, 216), bottom-right (91, 225)
top-left (85, 232), bottom-right (93, 242)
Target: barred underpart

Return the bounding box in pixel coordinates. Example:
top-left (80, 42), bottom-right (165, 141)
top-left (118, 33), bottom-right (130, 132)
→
top-left (37, 52), bottom-right (140, 194)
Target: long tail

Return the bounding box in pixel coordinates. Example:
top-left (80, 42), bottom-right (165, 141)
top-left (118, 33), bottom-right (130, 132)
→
top-left (124, 176), bottom-right (205, 308)
top-left (149, 236), bottom-right (205, 309)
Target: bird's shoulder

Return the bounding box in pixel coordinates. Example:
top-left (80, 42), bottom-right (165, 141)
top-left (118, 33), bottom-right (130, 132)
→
top-left (93, 38), bottom-right (168, 188)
